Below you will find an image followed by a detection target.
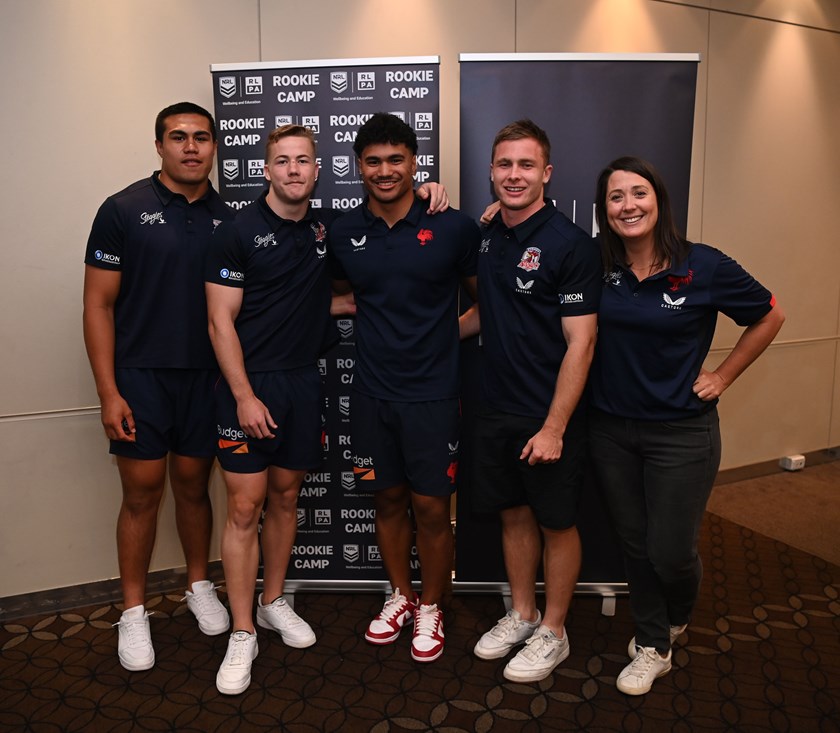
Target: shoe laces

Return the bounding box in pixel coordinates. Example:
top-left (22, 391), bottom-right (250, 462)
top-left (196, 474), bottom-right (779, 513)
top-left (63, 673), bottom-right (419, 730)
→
top-left (519, 629), bottom-right (556, 661)
top-left (113, 612), bottom-right (152, 643)
top-left (414, 604), bottom-right (440, 636)
top-left (378, 592), bottom-right (409, 622)
top-left (489, 612), bottom-right (521, 640)
top-left (227, 632), bottom-right (253, 666)
top-left (625, 647), bottom-right (663, 679)
top-left (183, 584), bottom-right (221, 612)
top-left (268, 598), bottom-right (303, 626)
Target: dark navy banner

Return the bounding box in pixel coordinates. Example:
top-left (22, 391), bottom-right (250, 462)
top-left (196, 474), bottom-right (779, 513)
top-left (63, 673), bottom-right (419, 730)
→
top-left (209, 57), bottom-right (440, 585)
top-left (456, 53), bottom-right (699, 588)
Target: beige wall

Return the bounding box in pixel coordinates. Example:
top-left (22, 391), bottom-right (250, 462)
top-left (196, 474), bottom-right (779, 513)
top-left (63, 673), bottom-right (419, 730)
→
top-left (1, 0), bottom-right (837, 596)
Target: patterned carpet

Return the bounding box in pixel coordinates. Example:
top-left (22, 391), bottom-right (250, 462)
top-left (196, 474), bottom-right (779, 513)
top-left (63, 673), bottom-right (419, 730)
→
top-left (2, 514), bottom-right (839, 732)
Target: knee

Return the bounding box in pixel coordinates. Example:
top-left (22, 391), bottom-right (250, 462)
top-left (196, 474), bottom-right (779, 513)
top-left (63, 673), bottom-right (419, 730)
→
top-left (226, 496), bottom-right (263, 531)
top-left (648, 544), bottom-right (698, 582)
top-left (121, 487), bottom-right (164, 516)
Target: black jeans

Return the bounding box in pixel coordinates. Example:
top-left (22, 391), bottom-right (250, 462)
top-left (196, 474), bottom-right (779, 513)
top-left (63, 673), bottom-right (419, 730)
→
top-left (589, 408), bottom-right (721, 652)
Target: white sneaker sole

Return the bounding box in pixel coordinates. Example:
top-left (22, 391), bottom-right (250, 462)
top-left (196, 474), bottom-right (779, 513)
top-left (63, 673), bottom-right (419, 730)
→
top-left (256, 615), bottom-right (316, 648)
top-left (502, 645), bottom-right (570, 682)
top-left (616, 663), bottom-right (671, 695)
top-left (118, 653), bottom-right (154, 672)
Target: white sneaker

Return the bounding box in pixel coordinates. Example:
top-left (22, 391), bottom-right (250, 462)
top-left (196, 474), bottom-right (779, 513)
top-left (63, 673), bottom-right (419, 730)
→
top-left (184, 580), bottom-right (230, 636)
top-left (114, 605), bottom-right (154, 671)
top-left (627, 624), bottom-right (686, 658)
top-left (216, 630), bottom-right (258, 695)
top-left (474, 609), bottom-right (542, 660)
top-left (411, 603), bottom-right (445, 663)
top-left (255, 593), bottom-right (316, 648)
top-left (503, 625), bottom-right (569, 682)
top-left (617, 646), bottom-right (672, 695)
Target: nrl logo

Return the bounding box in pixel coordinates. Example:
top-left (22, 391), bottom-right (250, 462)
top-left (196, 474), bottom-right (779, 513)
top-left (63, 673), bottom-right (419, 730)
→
top-left (333, 155), bottom-right (350, 178)
top-left (219, 76), bottom-right (236, 99)
top-left (222, 160), bottom-right (239, 180)
top-left (331, 71), bottom-right (348, 94)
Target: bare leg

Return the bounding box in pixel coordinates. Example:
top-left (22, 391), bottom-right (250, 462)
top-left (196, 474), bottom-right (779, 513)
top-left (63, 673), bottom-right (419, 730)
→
top-left (116, 456), bottom-right (167, 608)
top-left (541, 525), bottom-right (581, 635)
top-left (500, 504), bottom-right (541, 623)
top-left (373, 484), bottom-right (414, 595)
top-left (220, 469), bottom-right (268, 633)
top-left (261, 467), bottom-right (306, 602)
top-left (411, 493), bottom-right (453, 605)
top-left (169, 454), bottom-right (214, 589)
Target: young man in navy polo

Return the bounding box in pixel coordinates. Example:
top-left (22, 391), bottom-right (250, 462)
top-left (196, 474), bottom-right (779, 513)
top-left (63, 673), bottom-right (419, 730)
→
top-left (83, 102), bottom-right (232, 672)
top-left (329, 113), bottom-right (480, 663)
top-left (464, 120), bottom-right (601, 682)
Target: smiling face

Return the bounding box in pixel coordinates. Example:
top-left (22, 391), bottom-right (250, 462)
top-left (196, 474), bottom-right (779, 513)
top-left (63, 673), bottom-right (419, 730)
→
top-left (357, 141), bottom-right (417, 209)
top-left (605, 169), bottom-right (659, 247)
top-left (264, 134), bottom-right (319, 210)
top-left (491, 138), bottom-right (552, 223)
top-left (155, 113), bottom-right (216, 198)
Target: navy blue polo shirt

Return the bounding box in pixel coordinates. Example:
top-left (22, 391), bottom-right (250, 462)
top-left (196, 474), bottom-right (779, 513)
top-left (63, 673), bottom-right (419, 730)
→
top-left (328, 196), bottom-right (480, 401)
top-left (85, 172), bottom-right (233, 369)
top-left (479, 201), bottom-right (602, 418)
top-left (589, 243), bottom-right (775, 421)
top-left (205, 193), bottom-right (341, 371)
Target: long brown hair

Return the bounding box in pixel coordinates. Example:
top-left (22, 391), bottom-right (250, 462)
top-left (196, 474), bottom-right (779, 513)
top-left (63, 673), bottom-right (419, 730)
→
top-left (594, 156), bottom-right (690, 274)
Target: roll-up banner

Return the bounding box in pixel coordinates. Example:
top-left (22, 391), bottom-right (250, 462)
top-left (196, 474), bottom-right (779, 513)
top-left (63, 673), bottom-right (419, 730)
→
top-left (456, 53), bottom-right (700, 593)
top-left (209, 57), bottom-right (440, 589)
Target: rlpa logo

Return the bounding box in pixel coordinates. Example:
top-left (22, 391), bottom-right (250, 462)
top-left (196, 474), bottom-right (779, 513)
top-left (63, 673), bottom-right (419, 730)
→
top-left (357, 71), bottom-right (375, 90)
top-left (244, 75), bottom-right (262, 95)
top-left (219, 76), bottom-right (236, 99)
top-left (333, 155), bottom-right (350, 177)
top-left (415, 112), bottom-right (433, 130)
top-left (302, 115), bottom-right (320, 134)
top-left (331, 72), bottom-right (348, 94)
top-left (222, 159), bottom-right (239, 180)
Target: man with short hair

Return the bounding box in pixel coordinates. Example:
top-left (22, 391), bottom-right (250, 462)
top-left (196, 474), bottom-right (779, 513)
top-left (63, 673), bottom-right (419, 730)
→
top-left (465, 119), bottom-right (600, 683)
top-left (83, 102), bottom-right (231, 672)
top-left (329, 113), bottom-right (480, 663)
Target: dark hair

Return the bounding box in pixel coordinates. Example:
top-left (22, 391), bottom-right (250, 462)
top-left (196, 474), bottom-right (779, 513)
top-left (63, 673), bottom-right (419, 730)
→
top-left (594, 156), bottom-right (689, 274)
top-left (155, 102), bottom-right (216, 142)
top-left (491, 119), bottom-right (551, 165)
top-left (352, 113), bottom-right (417, 158)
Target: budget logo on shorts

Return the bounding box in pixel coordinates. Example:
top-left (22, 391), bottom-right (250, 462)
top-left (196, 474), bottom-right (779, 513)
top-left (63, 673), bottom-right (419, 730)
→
top-left (219, 76), bottom-right (236, 98)
top-left (296, 508), bottom-right (307, 528)
top-left (356, 71), bottom-right (375, 90)
top-left (248, 159), bottom-right (265, 177)
top-left (367, 545), bottom-right (382, 562)
top-left (341, 471), bottom-right (355, 491)
top-left (315, 509), bottom-right (332, 526)
top-left (222, 159), bottom-right (240, 180)
top-left (343, 544), bottom-right (360, 563)
top-left (337, 319), bottom-right (354, 339)
top-left (415, 112), bottom-right (433, 130)
top-left (339, 396), bottom-right (350, 417)
top-left (331, 71), bottom-right (348, 94)
top-left (302, 115), bottom-right (320, 134)
top-left (245, 76), bottom-right (263, 95)
top-left (275, 114), bottom-right (293, 127)
top-left (332, 155), bottom-right (350, 177)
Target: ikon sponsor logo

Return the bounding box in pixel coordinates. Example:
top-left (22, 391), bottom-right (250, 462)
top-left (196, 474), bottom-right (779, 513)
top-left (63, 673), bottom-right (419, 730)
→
top-left (333, 156), bottom-right (350, 177)
top-left (302, 115), bottom-right (320, 133)
top-left (244, 76), bottom-right (262, 95)
top-left (357, 71), bottom-right (375, 90)
top-left (94, 250), bottom-right (120, 264)
top-left (331, 72), bottom-right (348, 94)
top-left (219, 76), bottom-right (236, 98)
top-left (275, 114), bottom-right (293, 127)
top-left (343, 544), bottom-right (360, 563)
top-left (415, 112), bottom-right (433, 130)
top-left (559, 292), bottom-right (583, 304)
top-left (220, 268), bottom-right (244, 282)
top-left (248, 159), bottom-right (265, 177)
top-left (223, 159), bottom-right (239, 180)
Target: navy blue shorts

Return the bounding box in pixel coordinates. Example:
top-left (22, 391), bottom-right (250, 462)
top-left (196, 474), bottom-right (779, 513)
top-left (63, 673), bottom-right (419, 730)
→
top-left (110, 368), bottom-right (216, 460)
top-left (215, 366), bottom-right (323, 474)
top-left (349, 391), bottom-right (460, 497)
top-left (471, 409), bottom-right (587, 530)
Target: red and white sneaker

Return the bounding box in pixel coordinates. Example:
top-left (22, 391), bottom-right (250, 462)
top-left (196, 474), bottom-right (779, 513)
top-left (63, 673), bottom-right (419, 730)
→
top-left (365, 588), bottom-right (417, 645)
top-left (411, 603), bottom-right (444, 662)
